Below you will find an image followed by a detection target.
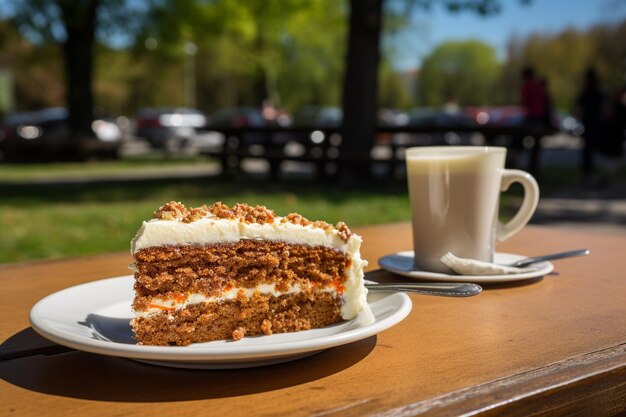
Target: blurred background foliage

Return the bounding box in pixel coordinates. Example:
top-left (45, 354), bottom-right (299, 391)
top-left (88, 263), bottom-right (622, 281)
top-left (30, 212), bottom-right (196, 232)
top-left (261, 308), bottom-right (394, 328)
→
top-left (1, 0), bottom-right (625, 118)
top-left (418, 40), bottom-right (501, 106)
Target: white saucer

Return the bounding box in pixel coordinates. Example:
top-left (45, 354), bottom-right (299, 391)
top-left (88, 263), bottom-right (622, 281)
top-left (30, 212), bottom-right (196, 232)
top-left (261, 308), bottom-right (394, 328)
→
top-left (30, 275), bottom-right (412, 369)
top-left (378, 252), bottom-right (553, 283)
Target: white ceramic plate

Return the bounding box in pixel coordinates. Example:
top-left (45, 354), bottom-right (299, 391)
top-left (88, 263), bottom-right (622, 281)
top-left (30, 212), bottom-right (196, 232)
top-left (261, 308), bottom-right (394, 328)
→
top-left (378, 251), bottom-right (553, 283)
top-left (30, 276), bottom-right (412, 369)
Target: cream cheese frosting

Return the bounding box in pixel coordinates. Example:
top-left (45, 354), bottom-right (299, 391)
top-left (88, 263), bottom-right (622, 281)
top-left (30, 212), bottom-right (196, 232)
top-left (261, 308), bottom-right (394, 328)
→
top-left (131, 202), bottom-right (373, 324)
top-left (137, 283), bottom-right (335, 317)
top-left (131, 217), bottom-right (354, 254)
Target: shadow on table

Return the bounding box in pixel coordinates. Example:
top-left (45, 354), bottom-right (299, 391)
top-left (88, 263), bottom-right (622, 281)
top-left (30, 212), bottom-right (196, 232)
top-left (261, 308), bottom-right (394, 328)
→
top-left (0, 327), bottom-right (376, 402)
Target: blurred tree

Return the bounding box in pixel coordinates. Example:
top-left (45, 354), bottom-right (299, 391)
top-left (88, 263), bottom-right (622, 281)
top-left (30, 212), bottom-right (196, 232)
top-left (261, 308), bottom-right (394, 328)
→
top-left (5, 0), bottom-right (152, 142)
top-left (95, 45), bottom-right (140, 115)
top-left (379, 60), bottom-right (414, 109)
top-left (277, 2), bottom-right (347, 110)
top-left (131, 0), bottom-right (228, 110)
top-left (341, 0), bottom-right (383, 175)
top-left (418, 40), bottom-right (500, 106)
top-left (0, 20), bottom-right (64, 111)
top-left (134, 0), bottom-right (347, 113)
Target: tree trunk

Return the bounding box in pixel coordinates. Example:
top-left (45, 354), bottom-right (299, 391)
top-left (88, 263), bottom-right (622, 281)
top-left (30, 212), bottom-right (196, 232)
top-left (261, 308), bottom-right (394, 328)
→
top-left (340, 0), bottom-right (382, 181)
top-left (58, 0), bottom-right (98, 143)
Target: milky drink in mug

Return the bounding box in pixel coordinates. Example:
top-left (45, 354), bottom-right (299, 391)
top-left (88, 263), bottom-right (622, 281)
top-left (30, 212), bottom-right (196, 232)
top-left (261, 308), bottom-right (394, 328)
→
top-left (406, 147), bottom-right (539, 273)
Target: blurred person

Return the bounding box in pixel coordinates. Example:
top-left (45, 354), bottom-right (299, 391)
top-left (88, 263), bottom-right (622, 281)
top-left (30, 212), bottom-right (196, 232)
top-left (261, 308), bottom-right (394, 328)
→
top-left (575, 67), bottom-right (607, 183)
top-left (512, 66), bottom-right (551, 169)
top-left (597, 85), bottom-right (626, 185)
top-left (540, 78), bottom-right (556, 132)
top-left (262, 99), bottom-right (278, 122)
top-left (521, 66), bottom-right (549, 131)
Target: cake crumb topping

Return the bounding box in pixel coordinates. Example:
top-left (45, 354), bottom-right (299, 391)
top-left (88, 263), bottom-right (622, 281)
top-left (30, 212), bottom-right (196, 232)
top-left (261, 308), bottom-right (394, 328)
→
top-left (232, 326), bottom-right (246, 341)
top-left (208, 201), bottom-right (234, 219)
top-left (153, 201), bottom-right (188, 221)
top-left (232, 203), bottom-right (277, 224)
top-left (205, 201), bottom-right (277, 224)
top-left (261, 319), bottom-right (273, 335)
top-left (282, 213), bottom-right (312, 226)
top-left (336, 222), bottom-right (353, 241)
top-left (152, 200), bottom-right (353, 241)
top-left (184, 206), bottom-right (210, 223)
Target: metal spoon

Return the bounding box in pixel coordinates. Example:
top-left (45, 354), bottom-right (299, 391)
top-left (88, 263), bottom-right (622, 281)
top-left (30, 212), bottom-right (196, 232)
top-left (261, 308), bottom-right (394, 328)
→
top-left (508, 249), bottom-right (590, 268)
top-left (365, 282), bottom-right (482, 297)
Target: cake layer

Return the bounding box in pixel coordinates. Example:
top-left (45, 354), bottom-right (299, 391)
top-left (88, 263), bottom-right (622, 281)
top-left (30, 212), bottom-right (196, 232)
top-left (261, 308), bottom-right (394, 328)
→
top-left (133, 241), bottom-right (350, 295)
top-left (131, 291), bottom-right (342, 346)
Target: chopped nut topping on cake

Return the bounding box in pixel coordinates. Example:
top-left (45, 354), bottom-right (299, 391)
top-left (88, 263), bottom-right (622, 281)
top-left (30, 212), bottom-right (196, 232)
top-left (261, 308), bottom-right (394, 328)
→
top-left (312, 221), bottom-right (335, 233)
top-left (282, 214), bottom-right (335, 234)
top-left (151, 201), bottom-right (353, 241)
top-left (232, 203), bottom-right (277, 224)
top-left (205, 201), bottom-right (277, 224)
top-left (282, 213), bottom-right (312, 226)
top-left (183, 206), bottom-right (209, 223)
top-left (154, 201), bottom-right (188, 221)
top-left (154, 201), bottom-right (211, 223)
top-left (336, 222), bottom-right (353, 241)
top-left (208, 201), bottom-right (234, 219)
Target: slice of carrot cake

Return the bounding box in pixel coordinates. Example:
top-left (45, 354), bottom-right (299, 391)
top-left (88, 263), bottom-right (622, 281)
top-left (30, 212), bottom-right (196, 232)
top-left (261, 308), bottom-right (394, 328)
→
top-left (130, 201), bottom-right (373, 346)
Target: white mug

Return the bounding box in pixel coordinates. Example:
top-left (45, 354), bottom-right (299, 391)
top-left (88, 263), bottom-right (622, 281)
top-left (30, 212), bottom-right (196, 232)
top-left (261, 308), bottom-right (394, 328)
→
top-left (406, 146), bottom-right (539, 273)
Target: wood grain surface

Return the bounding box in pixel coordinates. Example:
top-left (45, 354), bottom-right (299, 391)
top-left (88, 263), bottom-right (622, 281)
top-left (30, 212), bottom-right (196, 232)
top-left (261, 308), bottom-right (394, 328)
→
top-left (1, 224), bottom-right (625, 416)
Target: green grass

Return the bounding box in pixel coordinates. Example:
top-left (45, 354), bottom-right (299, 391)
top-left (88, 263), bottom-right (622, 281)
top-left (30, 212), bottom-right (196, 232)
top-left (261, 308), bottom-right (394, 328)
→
top-left (0, 154), bottom-right (213, 182)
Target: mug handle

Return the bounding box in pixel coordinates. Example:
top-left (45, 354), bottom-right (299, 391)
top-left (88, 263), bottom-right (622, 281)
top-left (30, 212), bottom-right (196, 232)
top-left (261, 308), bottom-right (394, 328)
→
top-left (497, 169), bottom-right (539, 242)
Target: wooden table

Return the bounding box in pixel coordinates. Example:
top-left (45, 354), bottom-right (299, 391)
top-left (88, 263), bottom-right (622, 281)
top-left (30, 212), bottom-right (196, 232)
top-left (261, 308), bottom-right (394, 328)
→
top-left (1, 224), bottom-right (625, 416)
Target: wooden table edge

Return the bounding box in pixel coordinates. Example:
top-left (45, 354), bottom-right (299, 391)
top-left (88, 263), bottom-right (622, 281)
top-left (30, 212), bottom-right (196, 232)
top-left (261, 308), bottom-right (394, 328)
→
top-left (374, 343), bottom-right (626, 417)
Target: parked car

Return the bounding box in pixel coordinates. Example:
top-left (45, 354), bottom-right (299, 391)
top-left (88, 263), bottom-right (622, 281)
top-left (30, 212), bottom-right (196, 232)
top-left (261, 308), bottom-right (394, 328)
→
top-left (135, 107), bottom-right (208, 150)
top-left (292, 106), bottom-right (342, 128)
top-left (407, 107), bottom-right (476, 127)
top-left (0, 107), bottom-right (122, 162)
top-left (400, 107), bottom-right (476, 145)
top-left (208, 107), bottom-right (293, 146)
top-left (209, 107), bottom-right (266, 129)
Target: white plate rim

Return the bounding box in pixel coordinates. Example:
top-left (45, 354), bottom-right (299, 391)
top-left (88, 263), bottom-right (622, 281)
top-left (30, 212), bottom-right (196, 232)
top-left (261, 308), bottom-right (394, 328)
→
top-left (378, 251), bottom-right (553, 283)
top-left (29, 275), bottom-right (412, 364)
